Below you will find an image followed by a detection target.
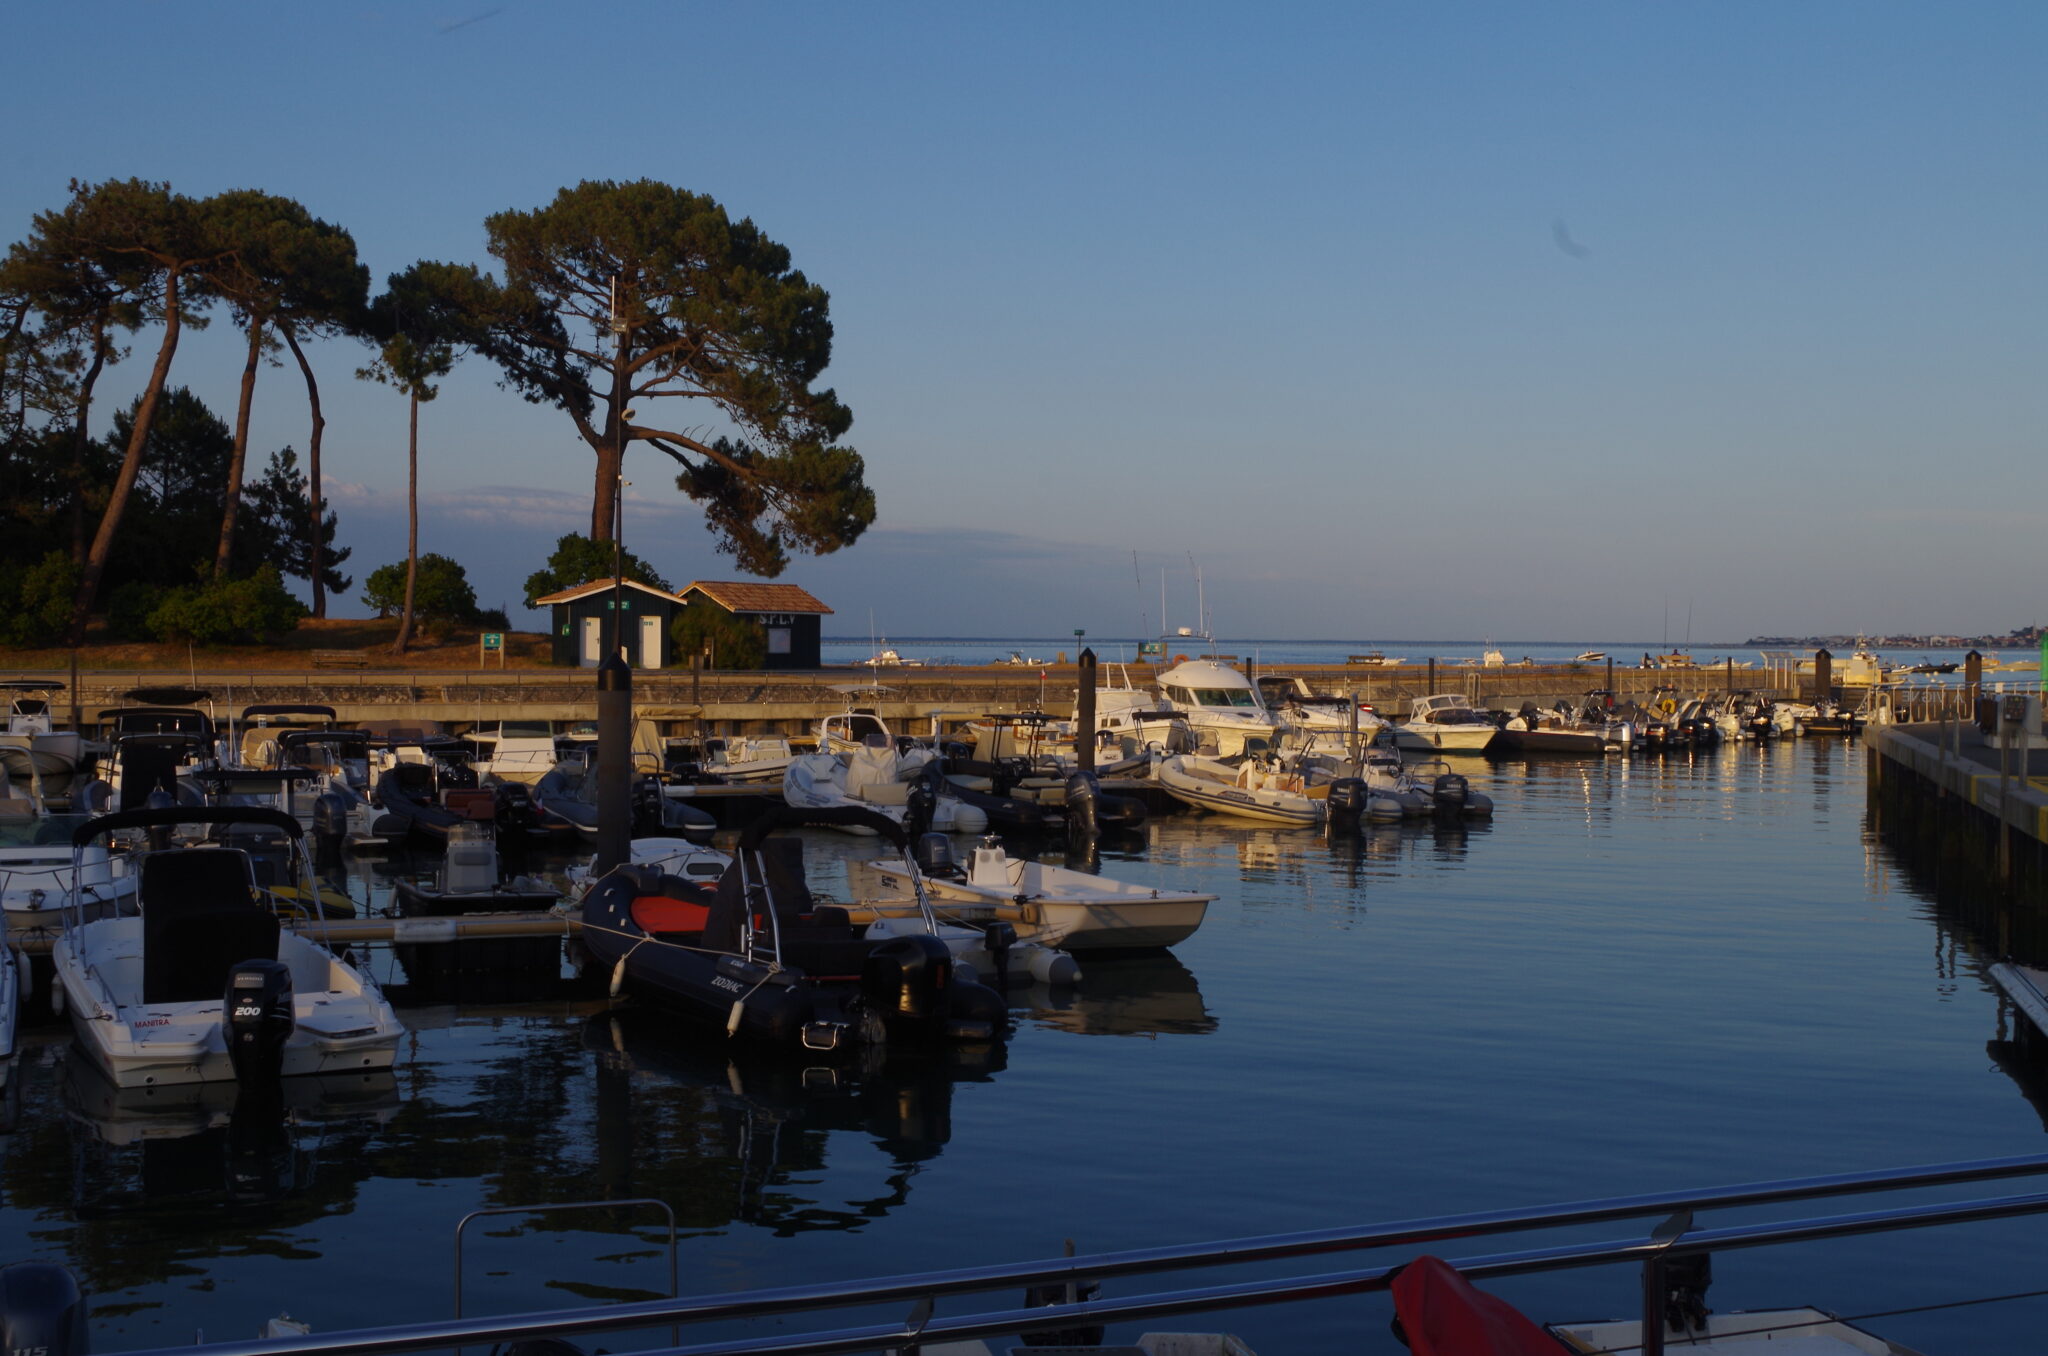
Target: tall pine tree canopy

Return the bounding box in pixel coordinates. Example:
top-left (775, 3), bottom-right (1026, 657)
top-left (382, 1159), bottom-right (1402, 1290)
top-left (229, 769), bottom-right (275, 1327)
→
top-left (467, 179), bottom-right (875, 576)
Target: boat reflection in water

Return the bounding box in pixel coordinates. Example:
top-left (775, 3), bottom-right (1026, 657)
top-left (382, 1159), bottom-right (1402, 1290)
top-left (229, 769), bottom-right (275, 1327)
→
top-left (58, 1051), bottom-right (399, 1211)
top-left (1016, 953), bottom-right (1216, 1038)
top-left (582, 1010), bottom-right (1004, 1234)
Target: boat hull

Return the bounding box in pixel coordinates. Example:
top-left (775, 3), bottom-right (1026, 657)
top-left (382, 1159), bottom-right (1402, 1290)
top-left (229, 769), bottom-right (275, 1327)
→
top-left (1390, 725), bottom-right (1499, 753)
top-left (860, 860), bottom-right (1214, 953)
top-left (1154, 758), bottom-right (1322, 828)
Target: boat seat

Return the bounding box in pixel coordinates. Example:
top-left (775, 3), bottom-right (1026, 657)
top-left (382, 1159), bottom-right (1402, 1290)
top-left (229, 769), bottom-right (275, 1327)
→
top-left (139, 848), bottom-right (280, 1006)
top-left (856, 780), bottom-right (911, 806)
top-left (631, 894), bottom-right (711, 938)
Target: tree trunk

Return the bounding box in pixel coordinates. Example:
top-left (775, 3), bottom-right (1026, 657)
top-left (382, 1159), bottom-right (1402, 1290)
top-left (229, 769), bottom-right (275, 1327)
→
top-left (215, 314), bottom-right (264, 579)
top-left (589, 325), bottom-right (630, 542)
top-left (73, 268), bottom-right (185, 643)
top-left (392, 392), bottom-right (418, 655)
top-left (69, 311), bottom-right (110, 566)
top-left (591, 436), bottom-right (621, 542)
top-left (283, 326), bottom-right (329, 617)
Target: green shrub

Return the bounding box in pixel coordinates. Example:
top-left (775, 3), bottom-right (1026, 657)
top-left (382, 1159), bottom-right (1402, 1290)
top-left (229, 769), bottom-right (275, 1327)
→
top-left (146, 566), bottom-right (307, 645)
top-left (524, 533), bottom-right (670, 607)
top-left (669, 605), bottom-right (765, 670)
top-left (105, 579), bottom-right (170, 641)
top-left (0, 552), bottom-right (80, 647)
top-left (361, 554), bottom-right (479, 629)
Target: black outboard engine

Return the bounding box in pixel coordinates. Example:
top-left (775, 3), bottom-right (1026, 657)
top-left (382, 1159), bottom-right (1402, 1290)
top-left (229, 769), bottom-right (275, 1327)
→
top-left (1325, 777), bottom-right (1366, 834)
top-left (915, 832), bottom-right (960, 878)
top-left (224, 958), bottom-right (296, 1084)
top-left (493, 779), bottom-right (540, 835)
top-left (1431, 772), bottom-right (1469, 816)
top-left (904, 770), bottom-right (938, 840)
top-left (1064, 769), bottom-right (1102, 840)
top-left (862, 934), bottom-right (955, 1039)
top-left (0, 1263), bottom-right (87, 1356)
top-left (982, 920), bottom-right (1017, 989)
top-left (630, 776), bottom-right (666, 835)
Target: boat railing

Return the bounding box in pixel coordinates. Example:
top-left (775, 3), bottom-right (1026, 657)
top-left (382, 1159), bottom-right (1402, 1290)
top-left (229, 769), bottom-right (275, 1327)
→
top-left (104, 1153), bottom-right (2048, 1356)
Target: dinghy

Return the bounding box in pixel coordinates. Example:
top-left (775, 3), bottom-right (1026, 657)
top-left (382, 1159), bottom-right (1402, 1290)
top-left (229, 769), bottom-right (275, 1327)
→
top-left (784, 741), bottom-right (989, 835)
top-left (857, 835), bottom-right (1215, 953)
top-left (1155, 753), bottom-right (1326, 828)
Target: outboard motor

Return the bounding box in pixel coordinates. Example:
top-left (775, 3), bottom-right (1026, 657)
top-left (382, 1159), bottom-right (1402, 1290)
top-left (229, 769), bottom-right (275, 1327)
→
top-left (981, 920), bottom-right (1017, 990)
top-left (904, 770), bottom-right (938, 840)
top-left (0, 1262), bottom-right (88, 1356)
top-left (861, 934), bottom-right (954, 1038)
top-left (1431, 772), bottom-right (1469, 816)
top-left (1064, 769), bottom-right (1102, 839)
top-left (1325, 777), bottom-right (1366, 834)
top-left (492, 779), bottom-right (540, 835)
top-left (630, 775), bottom-right (666, 835)
top-left (915, 832), bottom-right (960, 878)
top-left (224, 958), bottom-right (296, 1084)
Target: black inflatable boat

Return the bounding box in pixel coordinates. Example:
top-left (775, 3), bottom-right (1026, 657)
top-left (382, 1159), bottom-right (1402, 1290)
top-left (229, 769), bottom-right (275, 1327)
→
top-left (578, 804), bottom-right (1006, 1054)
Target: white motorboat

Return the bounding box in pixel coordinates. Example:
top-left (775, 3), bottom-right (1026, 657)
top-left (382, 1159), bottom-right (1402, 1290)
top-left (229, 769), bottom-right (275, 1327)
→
top-left (1154, 753), bottom-right (1326, 828)
top-left (1391, 693), bottom-right (1501, 754)
top-left (1573, 650), bottom-right (1608, 663)
top-left (697, 734), bottom-right (817, 784)
top-left (468, 720), bottom-right (569, 785)
top-left (784, 742), bottom-right (989, 835)
top-left (0, 682), bottom-right (87, 808)
top-left (2, 810), bottom-right (137, 932)
top-left (1155, 659), bottom-right (1285, 757)
top-left (856, 836), bottom-right (1215, 952)
top-left (53, 805), bottom-right (403, 1089)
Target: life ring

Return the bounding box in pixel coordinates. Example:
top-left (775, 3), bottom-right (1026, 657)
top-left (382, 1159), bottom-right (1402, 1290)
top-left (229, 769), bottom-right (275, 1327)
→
top-left (1658, 698), bottom-right (1676, 715)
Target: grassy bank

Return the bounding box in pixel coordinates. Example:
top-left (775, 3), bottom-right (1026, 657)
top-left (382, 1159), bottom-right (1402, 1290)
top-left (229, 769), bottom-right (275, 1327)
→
top-left (0, 617), bottom-right (555, 672)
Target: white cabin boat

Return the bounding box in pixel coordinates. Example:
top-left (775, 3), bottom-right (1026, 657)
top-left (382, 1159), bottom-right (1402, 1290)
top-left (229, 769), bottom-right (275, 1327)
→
top-left (0, 682), bottom-right (86, 807)
top-left (784, 743), bottom-right (989, 835)
top-left (1391, 693), bottom-right (1501, 753)
top-left (1155, 659), bottom-right (1285, 757)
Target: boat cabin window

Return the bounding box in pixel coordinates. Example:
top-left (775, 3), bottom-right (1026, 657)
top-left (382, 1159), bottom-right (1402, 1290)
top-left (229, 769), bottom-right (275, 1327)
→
top-left (1190, 687), bottom-right (1258, 708)
top-left (845, 714), bottom-right (886, 741)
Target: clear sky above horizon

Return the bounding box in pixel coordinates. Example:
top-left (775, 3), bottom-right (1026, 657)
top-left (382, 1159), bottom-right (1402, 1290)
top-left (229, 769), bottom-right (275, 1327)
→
top-left (6, 2), bottom-right (2044, 642)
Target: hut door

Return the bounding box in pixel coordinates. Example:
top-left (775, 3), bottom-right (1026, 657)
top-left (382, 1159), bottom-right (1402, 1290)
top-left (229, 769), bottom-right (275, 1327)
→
top-left (580, 617), bottom-right (604, 667)
top-left (640, 616), bottom-right (661, 669)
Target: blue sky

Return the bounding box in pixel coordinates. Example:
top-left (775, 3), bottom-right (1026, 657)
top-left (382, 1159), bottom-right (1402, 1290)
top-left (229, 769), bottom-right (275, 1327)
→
top-left (6, 3), bottom-right (2045, 642)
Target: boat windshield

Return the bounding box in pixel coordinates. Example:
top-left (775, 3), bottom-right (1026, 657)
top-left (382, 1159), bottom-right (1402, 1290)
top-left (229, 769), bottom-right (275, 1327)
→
top-left (0, 811), bottom-right (94, 849)
top-left (1168, 685), bottom-right (1259, 708)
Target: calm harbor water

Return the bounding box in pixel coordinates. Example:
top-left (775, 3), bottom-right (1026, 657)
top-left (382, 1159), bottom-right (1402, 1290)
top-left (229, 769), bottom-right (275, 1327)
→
top-left (6, 737), bottom-right (2048, 1354)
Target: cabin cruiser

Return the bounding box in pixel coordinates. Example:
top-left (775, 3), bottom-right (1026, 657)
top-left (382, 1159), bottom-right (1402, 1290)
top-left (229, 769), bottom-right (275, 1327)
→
top-left (1155, 659), bottom-right (1285, 757)
top-left (468, 720), bottom-right (578, 785)
top-left (1, 810), bottom-right (137, 935)
top-left (1391, 694), bottom-right (1501, 754)
top-left (52, 805), bottom-right (403, 1089)
top-left (0, 682), bottom-right (88, 808)
top-left (856, 835), bottom-right (1215, 954)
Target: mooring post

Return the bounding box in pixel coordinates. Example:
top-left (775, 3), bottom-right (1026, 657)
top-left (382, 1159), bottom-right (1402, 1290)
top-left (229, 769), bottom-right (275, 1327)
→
top-left (1427, 657), bottom-right (1437, 697)
top-left (1813, 648), bottom-right (1832, 703)
top-left (1606, 655), bottom-right (1614, 700)
top-left (1966, 650), bottom-right (1983, 722)
top-left (1725, 656), bottom-right (1734, 694)
top-left (1076, 647), bottom-right (1098, 771)
top-left (595, 652), bottom-right (633, 874)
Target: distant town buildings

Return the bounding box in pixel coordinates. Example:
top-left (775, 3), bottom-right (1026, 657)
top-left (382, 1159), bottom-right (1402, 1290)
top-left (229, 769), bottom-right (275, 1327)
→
top-left (1744, 624), bottom-right (2044, 649)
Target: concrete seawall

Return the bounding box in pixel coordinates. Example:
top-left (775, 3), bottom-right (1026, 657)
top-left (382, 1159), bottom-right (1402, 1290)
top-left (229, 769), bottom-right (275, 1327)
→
top-left (30, 662), bottom-right (1799, 737)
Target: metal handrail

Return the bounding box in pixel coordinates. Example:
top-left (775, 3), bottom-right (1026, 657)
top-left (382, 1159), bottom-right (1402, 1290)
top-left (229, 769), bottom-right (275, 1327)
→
top-left (108, 1153), bottom-right (2048, 1356)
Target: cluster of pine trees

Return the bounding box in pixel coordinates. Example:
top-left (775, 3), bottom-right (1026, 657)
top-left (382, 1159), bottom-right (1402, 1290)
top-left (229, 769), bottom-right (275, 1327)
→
top-left (1, 176), bottom-right (876, 654)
